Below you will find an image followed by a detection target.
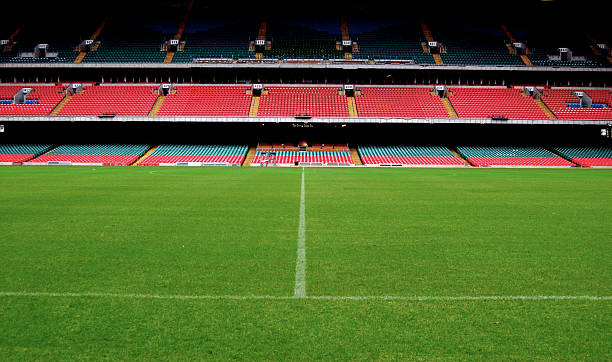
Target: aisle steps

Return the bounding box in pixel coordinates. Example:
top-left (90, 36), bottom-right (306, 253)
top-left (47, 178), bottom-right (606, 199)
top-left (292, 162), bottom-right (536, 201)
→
top-left (534, 98), bottom-right (556, 119)
top-left (442, 98), bottom-right (458, 118)
top-left (75, 18), bottom-right (108, 63)
top-left (350, 148), bottom-right (362, 165)
top-left (148, 95), bottom-right (166, 116)
top-left (132, 145), bottom-right (158, 166)
top-left (49, 94), bottom-right (72, 116)
top-left (243, 146), bottom-right (257, 166)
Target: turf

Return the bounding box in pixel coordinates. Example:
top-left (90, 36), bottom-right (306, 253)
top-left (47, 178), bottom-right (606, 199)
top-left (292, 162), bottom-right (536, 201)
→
top-left (0, 166), bottom-right (611, 359)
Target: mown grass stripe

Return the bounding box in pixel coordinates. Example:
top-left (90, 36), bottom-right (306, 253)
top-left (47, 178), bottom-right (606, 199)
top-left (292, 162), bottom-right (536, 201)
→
top-left (1, 292), bottom-right (610, 301)
top-left (294, 167), bottom-right (307, 298)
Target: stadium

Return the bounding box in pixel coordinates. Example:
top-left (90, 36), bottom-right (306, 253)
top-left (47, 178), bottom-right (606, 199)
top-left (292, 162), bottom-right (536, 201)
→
top-left (1, 0), bottom-right (611, 359)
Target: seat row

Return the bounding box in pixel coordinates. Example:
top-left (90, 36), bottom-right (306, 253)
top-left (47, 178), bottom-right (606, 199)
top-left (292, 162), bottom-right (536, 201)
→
top-left (1, 144), bottom-right (611, 167)
top-left (1, 85), bottom-right (610, 120)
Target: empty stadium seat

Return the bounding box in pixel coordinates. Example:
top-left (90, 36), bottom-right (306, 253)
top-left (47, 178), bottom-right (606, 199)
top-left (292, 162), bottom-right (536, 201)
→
top-left (27, 144), bottom-right (150, 166)
top-left (157, 86), bottom-right (251, 117)
top-left (0, 85), bottom-right (65, 116)
top-left (138, 144), bottom-right (248, 166)
top-left (358, 145), bottom-right (464, 166)
top-left (552, 146), bottom-right (612, 167)
top-left (540, 88), bottom-right (612, 120)
top-left (355, 87), bottom-right (448, 118)
top-left (0, 144), bottom-right (53, 163)
top-left (57, 85), bottom-right (158, 117)
top-left (448, 87), bottom-right (549, 119)
top-left (455, 146), bottom-right (574, 167)
top-left (251, 150), bottom-right (353, 165)
top-left (257, 86), bottom-right (349, 117)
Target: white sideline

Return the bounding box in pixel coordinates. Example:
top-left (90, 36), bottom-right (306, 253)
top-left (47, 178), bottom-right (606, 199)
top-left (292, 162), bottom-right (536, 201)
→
top-left (294, 167), bottom-right (307, 298)
top-left (0, 292), bottom-right (610, 301)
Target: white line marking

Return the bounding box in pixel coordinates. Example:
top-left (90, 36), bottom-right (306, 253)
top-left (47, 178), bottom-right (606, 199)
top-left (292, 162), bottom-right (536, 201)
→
top-left (294, 167), bottom-right (307, 298)
top-left (0, 292), bottom-right (610, 301)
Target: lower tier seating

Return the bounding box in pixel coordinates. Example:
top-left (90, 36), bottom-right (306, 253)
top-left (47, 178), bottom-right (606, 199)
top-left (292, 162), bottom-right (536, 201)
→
top-left (456, 146), bottom-right (574, 167)
top-left (0, 144), bottom-right (53, 163)
top-left (358, 145), bottom-right (464, 166)
top-left (139, 144), bottom-right (248, 166)
top-left (27, 144), bottom-right (150, 166)
top-left (251, 151), bottom-right (353, 165)
top-left (552, 146), bottom-right (612, 167)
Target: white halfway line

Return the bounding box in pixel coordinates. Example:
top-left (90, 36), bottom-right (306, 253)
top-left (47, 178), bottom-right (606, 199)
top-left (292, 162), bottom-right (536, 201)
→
top-left (0, 292), bottom-right (610, 301)
top-left (294, 167), bottom-right (307, 298)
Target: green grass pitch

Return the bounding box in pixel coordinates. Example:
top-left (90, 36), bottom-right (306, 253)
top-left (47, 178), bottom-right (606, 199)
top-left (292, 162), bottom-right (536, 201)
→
top-left (1, 166), bottom-right (611, 359)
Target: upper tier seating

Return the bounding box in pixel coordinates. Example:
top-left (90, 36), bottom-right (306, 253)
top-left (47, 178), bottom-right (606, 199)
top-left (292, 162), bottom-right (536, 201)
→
top-left (257, 86), bottom-right (349, 117)
top-left (157, 86), bottom-right (251, 116)
top-left (0, 23), bottom-right (80, 63)
top-left (0, 85), bottom-right (65, 116)
top-left (552, 146), bottom-right (612, 167)
top-left (355, 87), bottom-right (449, 118)
top-left (81, 20), bottom-right (168, 63)
top-left (251, 150), bottom-right (353, 165)
top-left (0, 144), bottom-right (53, 163)
top-left (448, 87), bottom-right (549, 119)
top-left (539, 88), bottom-right (612, 120)
top-left (456, 146), bottom-right (574, 167)
top-left (358, 145), bottom-right (464, 166)
top-left (139, 144), bottom-right (248, 166)
top-left (350, 20), bottom-right (435, 64)
top-left (173, 21), bottom-right (256, 62)
top-left (262, 22), bottom-right (343, 60)
top-left (28, 144), bottom-right (150, 166)
top-left (57, 85), bottom-right (158, 117)
top-left (429, 21), bottom-right (524, 66)
top-left (514, 22), bottom-right (606, 68)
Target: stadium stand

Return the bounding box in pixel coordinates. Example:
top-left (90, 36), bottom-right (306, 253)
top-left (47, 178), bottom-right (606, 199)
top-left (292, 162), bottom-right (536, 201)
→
top-left (3, 84), bottom-right (608, 121)
top-left (0, 23), bottom-right (79, 64)
top-left (355, 86), bottom-right (449, 118)
top-left (358, 145), bottom-right (465, 166)
top-left (157, 85), bottom-right (252, 116)
top-left (0, 144), bottom-right (53, 164)
top-left (251, 150), bottom-right (353, 166)
top-left (455, 146), bottom-right (575, 167)
top-left (173, 20), bottom-right (256, 62)
top-left (138, 144), bottom-right (248, 166)
top-left (262, 19), bottom-right (343, 60)
top-left (81, 19), bottom-right (169, 63)
top-left (257, 86), bottom-right (349, 117)
top-left (552, 146), bottom-right (612, 167)
top-left (57, 85), bottom-right (159, 117)
top-left (509, 20), bottom-right (606, 68)
top-left (428, 20), bottom-right (524, 66)
top-left (539, 88), bottom-right (612, 120)
top-left (0, 84), bottom-right (65, 116)
top-left (349, 17), bottom-right (434, 63)
top-left (448, 87), bottom-right (549, 119)
top-left (27, 144), bottom-right (150, 166)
